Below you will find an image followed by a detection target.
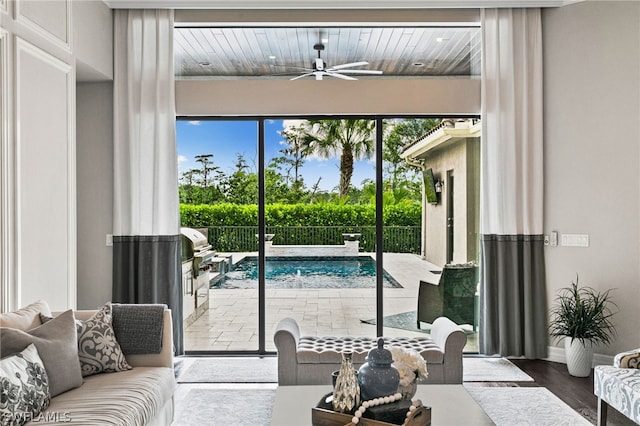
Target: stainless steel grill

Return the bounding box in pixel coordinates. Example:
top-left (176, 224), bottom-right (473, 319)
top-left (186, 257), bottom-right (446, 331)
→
top-left (180, 227), bottom-right (212, 327)
top-left (181, 227), bottom-right (215, 278)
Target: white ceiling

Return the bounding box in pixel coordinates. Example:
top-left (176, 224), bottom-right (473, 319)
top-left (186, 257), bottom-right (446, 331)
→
top-left (175, 26), bottom-right (481, 79)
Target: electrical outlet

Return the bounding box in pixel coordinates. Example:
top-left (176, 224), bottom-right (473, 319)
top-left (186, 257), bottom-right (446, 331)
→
top-left (544, 235), bottom-right (550, 246)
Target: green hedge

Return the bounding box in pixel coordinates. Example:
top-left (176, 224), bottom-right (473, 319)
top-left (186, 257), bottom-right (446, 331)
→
top-left (180, 203), bottom-right (421, 227)
top-left (180, 203), bottom-right (422, 253)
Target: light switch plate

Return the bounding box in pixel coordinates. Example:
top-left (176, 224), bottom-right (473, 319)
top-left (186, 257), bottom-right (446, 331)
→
top-left (561, 234), bottom-right (589, 247)
top-left (106, 234), bottom-right (113, 246)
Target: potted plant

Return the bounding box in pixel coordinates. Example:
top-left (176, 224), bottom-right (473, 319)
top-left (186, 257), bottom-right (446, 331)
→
top-left (549, 276), bottom-right (617, 377)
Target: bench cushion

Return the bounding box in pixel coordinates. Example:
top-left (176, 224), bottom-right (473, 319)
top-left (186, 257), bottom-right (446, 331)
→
top-left (594, 365), bottom-right (640, 424)
top-left (297, 336), bottom-right (444, 364)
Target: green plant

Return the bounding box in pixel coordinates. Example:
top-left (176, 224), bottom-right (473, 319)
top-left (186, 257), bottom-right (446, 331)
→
top-left (548, 276), bottom-right (617, 345)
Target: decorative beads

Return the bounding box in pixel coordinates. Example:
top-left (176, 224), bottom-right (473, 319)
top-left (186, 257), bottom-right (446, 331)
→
top-left (349, 392), bottom-right (422, 426)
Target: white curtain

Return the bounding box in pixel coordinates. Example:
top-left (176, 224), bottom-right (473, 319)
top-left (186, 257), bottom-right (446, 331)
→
top-left (479, 8), bottom-right (548, 358)
top-left (114, 9), bottom-right (178, 235)
top-left (113, 10), bottom-right (182, 354)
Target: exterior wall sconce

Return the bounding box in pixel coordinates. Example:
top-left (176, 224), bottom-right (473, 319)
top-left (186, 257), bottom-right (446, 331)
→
top-left (434, 180), bottom-right (444, 193)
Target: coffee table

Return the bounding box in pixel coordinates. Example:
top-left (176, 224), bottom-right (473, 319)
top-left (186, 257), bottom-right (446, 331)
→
top-left (270, 384), bottom-right (494, 425)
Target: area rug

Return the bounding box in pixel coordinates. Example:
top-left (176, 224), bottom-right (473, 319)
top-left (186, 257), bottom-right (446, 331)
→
top-left (172, 386), bottom-right (588, 426)
top-left (465, 387), bottom-right (591, 426)
top-left (173, 388), bottom-right (275, 426)
top-left (463, 357), bottom-right (534, 382)
top-left (177, 357), bottom-right (278, 383)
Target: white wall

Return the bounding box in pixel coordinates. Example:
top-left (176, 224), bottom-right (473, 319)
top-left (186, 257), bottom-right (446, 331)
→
top-left (0, 0), bottom-right (112, 312)
top-left (543, 1), bottom-right (640, 357)
top-left (76, 82), bottom-right (113, 309)
top-left (176, 79), bottom-right (480, 116)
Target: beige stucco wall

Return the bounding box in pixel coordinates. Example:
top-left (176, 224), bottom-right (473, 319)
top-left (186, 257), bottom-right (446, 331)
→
top-left (422, 138), bottom-right (480, 266)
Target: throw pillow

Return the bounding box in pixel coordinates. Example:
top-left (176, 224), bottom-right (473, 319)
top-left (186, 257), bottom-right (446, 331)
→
top-left (616, 351), bottom-right (640, 369)
top-left (0, 344), bottom-right (50, 426)
top-left (0, 310), bottom-right (82, 397)
top-left (76, 303), bottom-right (132, 377)
top-left (0, 301), bottom-right (52, 331)
top-left (42, 303), bottom-right (132, 377)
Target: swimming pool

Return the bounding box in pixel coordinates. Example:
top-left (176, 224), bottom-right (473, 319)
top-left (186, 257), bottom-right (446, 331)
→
top-left (211, 256), bottom-right (402, 289)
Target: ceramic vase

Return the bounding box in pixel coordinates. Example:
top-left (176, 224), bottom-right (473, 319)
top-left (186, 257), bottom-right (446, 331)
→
top-left (397, 380), bottom-right (418, 400)
top-left (564, 338), bottom-right (594, 377)
top-left (333, 352), bottom-right (360, 413)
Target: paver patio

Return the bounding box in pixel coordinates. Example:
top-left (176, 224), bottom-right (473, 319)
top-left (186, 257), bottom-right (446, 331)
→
top-left (184, 253), bottom-right (478, 352)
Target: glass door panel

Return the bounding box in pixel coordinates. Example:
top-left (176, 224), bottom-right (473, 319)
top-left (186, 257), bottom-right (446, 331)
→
top-left (381, 118), bottom-right (480, 352)
top-left (264, 118), bottom-right (378, 351)
top-left (178, 119), bottom-right (259, 352)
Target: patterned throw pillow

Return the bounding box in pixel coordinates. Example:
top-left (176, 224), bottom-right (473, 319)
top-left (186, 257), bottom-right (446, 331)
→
top-left (41, 303), bottom-right (132, 377)
top-left (0, 344), bottom-right (50, 426)
top-left (76, 303), bottom-right (132, 377)
top-left (617, 352), bottom-right (640, 369)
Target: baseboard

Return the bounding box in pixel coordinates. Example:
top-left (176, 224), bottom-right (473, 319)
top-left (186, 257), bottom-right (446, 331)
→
top-left (544, 345), bottom-right (614, 366)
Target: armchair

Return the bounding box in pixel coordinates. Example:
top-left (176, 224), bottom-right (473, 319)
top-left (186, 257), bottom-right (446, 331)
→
top-left (417, 263), bottom-right (479, 331)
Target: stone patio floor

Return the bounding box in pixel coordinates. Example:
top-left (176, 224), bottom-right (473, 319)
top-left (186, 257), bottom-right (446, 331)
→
top-left (184, 252), bottom-right (478, 352)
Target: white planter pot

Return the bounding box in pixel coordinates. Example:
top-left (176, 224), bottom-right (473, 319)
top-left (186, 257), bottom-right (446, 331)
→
top-left (564, 338), bottom-right (594, 377)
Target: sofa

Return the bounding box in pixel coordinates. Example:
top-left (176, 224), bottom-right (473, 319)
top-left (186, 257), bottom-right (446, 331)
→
top-left (593, 348), bottom-right (640, 426)
top-left (0, 300), bottom-right (175, 426)
top-left (274, 316), bottom-right (466, 385)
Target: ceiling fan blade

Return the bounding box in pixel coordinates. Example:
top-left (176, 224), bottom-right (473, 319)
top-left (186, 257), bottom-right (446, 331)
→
top-left (328, 61), bottom-right (369, 71)
top-left (326, 72), bottom-right (357, 81)
top-left (335, 70), bottom-right (383, 75)
top-left (290, 73), bottom-right (314, 81)
top-left (272, 64), bottom-right (314, 72)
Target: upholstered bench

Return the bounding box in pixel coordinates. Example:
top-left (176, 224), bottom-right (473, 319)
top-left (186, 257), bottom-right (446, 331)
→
top-left (274, 316), bottom-right (466, 385)
top-left (594, 349), bottom-right (640, 426)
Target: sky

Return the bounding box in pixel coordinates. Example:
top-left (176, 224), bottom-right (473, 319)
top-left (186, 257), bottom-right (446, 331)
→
top-left (176, 119), bottom-right (376, 192)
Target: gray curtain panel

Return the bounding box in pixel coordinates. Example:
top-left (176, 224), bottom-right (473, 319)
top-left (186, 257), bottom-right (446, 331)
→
top-left (113, 10), bottom-right (182, 354)
top-left (479, 9), bottom-right (547, 358)
top-left (112, 235), bottom-right (183, 355)
top-left (479, 235), bottom-right (547, 358)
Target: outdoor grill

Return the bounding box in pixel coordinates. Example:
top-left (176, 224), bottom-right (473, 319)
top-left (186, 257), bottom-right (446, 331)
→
top-left (180, 227), bottom-right (215, 278)
top-left (180, 227), bottom-right (213, 327)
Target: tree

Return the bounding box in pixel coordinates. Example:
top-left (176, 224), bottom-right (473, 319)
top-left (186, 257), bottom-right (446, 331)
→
top-left (300, 119), bottom-right (376, 197)
top-left (193, 154), bottom-right (225, 204)
top-left (224, 154), bottom-right (258, 204)
top-left (279, 125), bottom-right (309, 187)
top-left (179, 169), bottom-right (200, 204)
top-left (383, 118), bottom-right (441, 191)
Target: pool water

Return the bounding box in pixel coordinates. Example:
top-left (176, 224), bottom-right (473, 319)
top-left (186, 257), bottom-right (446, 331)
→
top-left (211, 256), bottom-right (402, 289)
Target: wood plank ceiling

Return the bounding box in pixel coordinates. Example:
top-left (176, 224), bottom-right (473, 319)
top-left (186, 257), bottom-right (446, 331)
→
top-left (174, 26), bottom-right (481, 79)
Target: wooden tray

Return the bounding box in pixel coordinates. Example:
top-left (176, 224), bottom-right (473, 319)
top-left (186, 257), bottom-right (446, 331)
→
top-left (311, 406), bottom-right (431, 426)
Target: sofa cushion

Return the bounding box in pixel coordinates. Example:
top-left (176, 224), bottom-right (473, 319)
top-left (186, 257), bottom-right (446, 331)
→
top-left (0, 310), bottom-right (83, 397)
top-left (296, 336), bottom-right (444, 364)
top-left (0, 344), bottom-right (50, 426)
top-left (33, 367), bottom-right (176, 426)
top-left (42, 304), bottom-right (132, 377)
top-left (0, 301), bottom-right (51, 331)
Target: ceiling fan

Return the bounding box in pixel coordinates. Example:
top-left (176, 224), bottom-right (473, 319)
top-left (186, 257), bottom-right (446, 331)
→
top-left (289, 43), bottom-right (383, 81)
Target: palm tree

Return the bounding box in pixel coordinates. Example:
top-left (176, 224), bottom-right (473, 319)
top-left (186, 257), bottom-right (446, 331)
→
top-left (300, 119), bottom-right (376, 196)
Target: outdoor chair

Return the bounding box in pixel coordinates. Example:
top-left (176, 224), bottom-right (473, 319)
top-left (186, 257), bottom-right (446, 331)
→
top-left (417, 263), bottom-right (479, 331)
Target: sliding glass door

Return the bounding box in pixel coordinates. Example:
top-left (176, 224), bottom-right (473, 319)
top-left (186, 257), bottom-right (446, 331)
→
top-left (178, 116), bottom-right (480, 353)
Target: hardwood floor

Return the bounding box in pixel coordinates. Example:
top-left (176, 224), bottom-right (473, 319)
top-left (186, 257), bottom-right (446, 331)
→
top-left (507, 359), bottom-right (635, 425)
